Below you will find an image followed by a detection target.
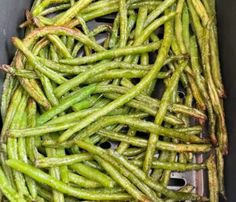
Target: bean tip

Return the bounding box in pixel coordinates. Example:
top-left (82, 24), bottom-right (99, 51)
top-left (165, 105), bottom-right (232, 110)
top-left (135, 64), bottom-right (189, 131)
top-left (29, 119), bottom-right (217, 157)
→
top-left (219, 90), bottom-right (226, 98)
top-left (0, 64), bottom-right (9, 72)
top-left (199, 117), bottom-right (207, 125)
top-left (220, 191), bottom-right (227, 201)
top-left (210, 135), bottom-right (218, 146)
top-left (11, 37), bottom-right (17, 43)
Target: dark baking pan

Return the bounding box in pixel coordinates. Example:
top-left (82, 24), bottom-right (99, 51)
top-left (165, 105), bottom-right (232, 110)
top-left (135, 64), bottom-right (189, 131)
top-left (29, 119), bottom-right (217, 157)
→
top-left (217, 1), bottom-right (236, 201)
top-left (0, 0), bottom-right (235, 201)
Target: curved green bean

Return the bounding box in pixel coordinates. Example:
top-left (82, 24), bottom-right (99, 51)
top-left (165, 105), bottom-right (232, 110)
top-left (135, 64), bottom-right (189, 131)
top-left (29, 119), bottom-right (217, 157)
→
top-left (6, 159), bottom-right (132, 201)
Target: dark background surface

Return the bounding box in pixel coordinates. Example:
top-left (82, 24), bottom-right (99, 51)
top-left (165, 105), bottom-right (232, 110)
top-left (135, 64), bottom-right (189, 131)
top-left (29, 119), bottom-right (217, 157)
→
top-left (0, 0), bottom-right (235, 201)
top-left (217, 0), bottom-right (236, 201)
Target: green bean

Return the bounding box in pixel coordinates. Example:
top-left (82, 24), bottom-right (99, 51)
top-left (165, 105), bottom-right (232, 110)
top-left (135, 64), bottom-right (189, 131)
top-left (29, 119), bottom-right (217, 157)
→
top-left (134, 152), bottom-right (146, 160)
top-left (60, 34), bottom-right (68, 45)
top-left (171, 33), bottom-right (206, 110)
top-left (36, 0), bottom-right (94, 58)
top-left (94, 156), bottom-right (151, 202)
top-left (7, 90), bottom-right (29, 196)
top-left (58, 15), bottom-right (180, 143)
top-left (130, 2), bottom-right (161, 10)
top-left (191, 0), bottom-right (209, 27)
top-left (144, 0), bottom-right (176, 27)
top-left (111, 81), bottom-right (205, 120)
top-left (18, 110), bottom-right (38, 200)
top-left (37, 47), bottom-right (60, 108)
top-left (72, 25), bottom-right (111, 57)
top-left (57, 148), bottom-right (69, 184)
top-left (46, 107), bottom-right (128, 125)
top-left (54, 0), bottom-right (93, 26)
top-left (37, 186), bottom-right (53, 201)
top-left (83, 6), bottom-right (119, 24)
top-left (190, 36), bottom-right (216, 143)
top-left (39, 2), bottom-right (120, 27)
top-left (216, 148), bottom-right (226, 199)
top-left (46, 108), bottom-right (99, 125)
top-left (0, 86), bottom-right (22, 188)
top-left (9, 121), bottom-right (77, 137)
top-left (101, 131), bottom-right (159, 202)
top-left (123, 148), bottom-right (146, 157)
top-left (82, 0), bottom-right (118, 14)
top-left (43, 133), bottom-right (211, 152)
top-left (68, 173), bottom-right (102, 188)
top-left (59, 41), bottom-right (161, 65)
top-left (143, 58), bottom-right (188, 173)
top-left (7, 159), bottom-right (132, 201)
top-left (207, 154), bottom-right (219, 202)
top-left (0, 167), bottom-right (26, 202)
top-left (96, 129), bottom-right (210, 153)
top-left (0, 65), bottom-right (38, 79)
top-left (37, 84), bottom-right (96, 125)
top-left (165, 185), bottom-right (194, 202)
top-left (13, 38), bottom-right (67, 85)
top-left (35, 153), bottom-right (92, 168)
top-left (32, 38), bottom-right (48, 56)
top-left (189, 36), bottom-right (208, 100)
top-left (209, 26), bottom-right (224, 96)
top-left (161, 87), bottom-right (185, 181)
top-left (182, 2), bottom-right (190, 51)
top-left (77, 141), bottom-right (206, 201)
top-left (38, 57), bottom-right (84, 74)
top-left (98, 154), bottom-right (161, 202)
top-left (41, 74), bottom-right (59, 106)
top-left (175, 0), bottom-right (186, 53)
top-left (1, 86), bottom-right (22, 139)
top-left (43, 135), bottom-right (65, 202)
top-left (133, 6), bottom-right (148, 73)
top-left (72, 96), bottom-right (100, 112)
top-left (73, 115), bottom-right (205, 143)
top-left (9, 111), bottom-right (200, 139)
top-left (187, 0), bottom-right (204, 48)
top-left (45, 138), bottom-right (64, 201)
top-left (89, 135), bottom-right (103, 145)
top-left (116, 121), bottom-right (137, 154)
top-left (32, 0), bottom-right (70, 16)
top-left (83, 160), bottom-right (103, 171)
top-left (77, 16), bottom-right (93, 56)
top-left (23, 26), bottom-right (105, 54)
top-left (110, 150), bottom-right (207, 201)
top-left (54, 58), bottom-right (159, 98)
top-left (70, 163), bottom-right (115, 188)
top-left (1, 74), bottom-right (17, 121)
top-left (85, 69), bottom-right (171, 83)
top-left (46, 34), bottom-right (73, 59)
top-left (119, 0), bottom-right (128, 48)
top-left (31, 0), bottom-right (42, 11)
top-left (109, 15), bottom-right (120, 48)
top-left (126, 10), bottom-right (137, 42)
top-left (50, 44), bottom-right (59, 62)
top-left (26, 99), bottom-right (38, 162)
top-left (188, 74), bottom-right (206, 110)
top-left (202, 27), bottom-right (228, 154)
top-left (66, 37), bottom-right (75, 54)
top-left (40, 3), bottom-right (71, 16)
top-left (200, 0), bottom-right (224, 96)
top-left (131, 159), bottom-right (206, 171)
top-left (40, 58), bottom-right (152, 74)
top-left (124, 11), bottom-right (176, 63)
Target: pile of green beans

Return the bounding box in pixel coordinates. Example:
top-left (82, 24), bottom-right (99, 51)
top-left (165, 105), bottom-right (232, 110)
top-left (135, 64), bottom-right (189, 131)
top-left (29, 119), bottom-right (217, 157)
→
top-left (0, 0), bottom-right (227, 201)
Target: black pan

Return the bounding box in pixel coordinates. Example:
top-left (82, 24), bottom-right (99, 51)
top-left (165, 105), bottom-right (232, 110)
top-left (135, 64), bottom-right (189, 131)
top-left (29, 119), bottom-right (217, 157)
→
top-left (0, 0), bottom-right (235, 201)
